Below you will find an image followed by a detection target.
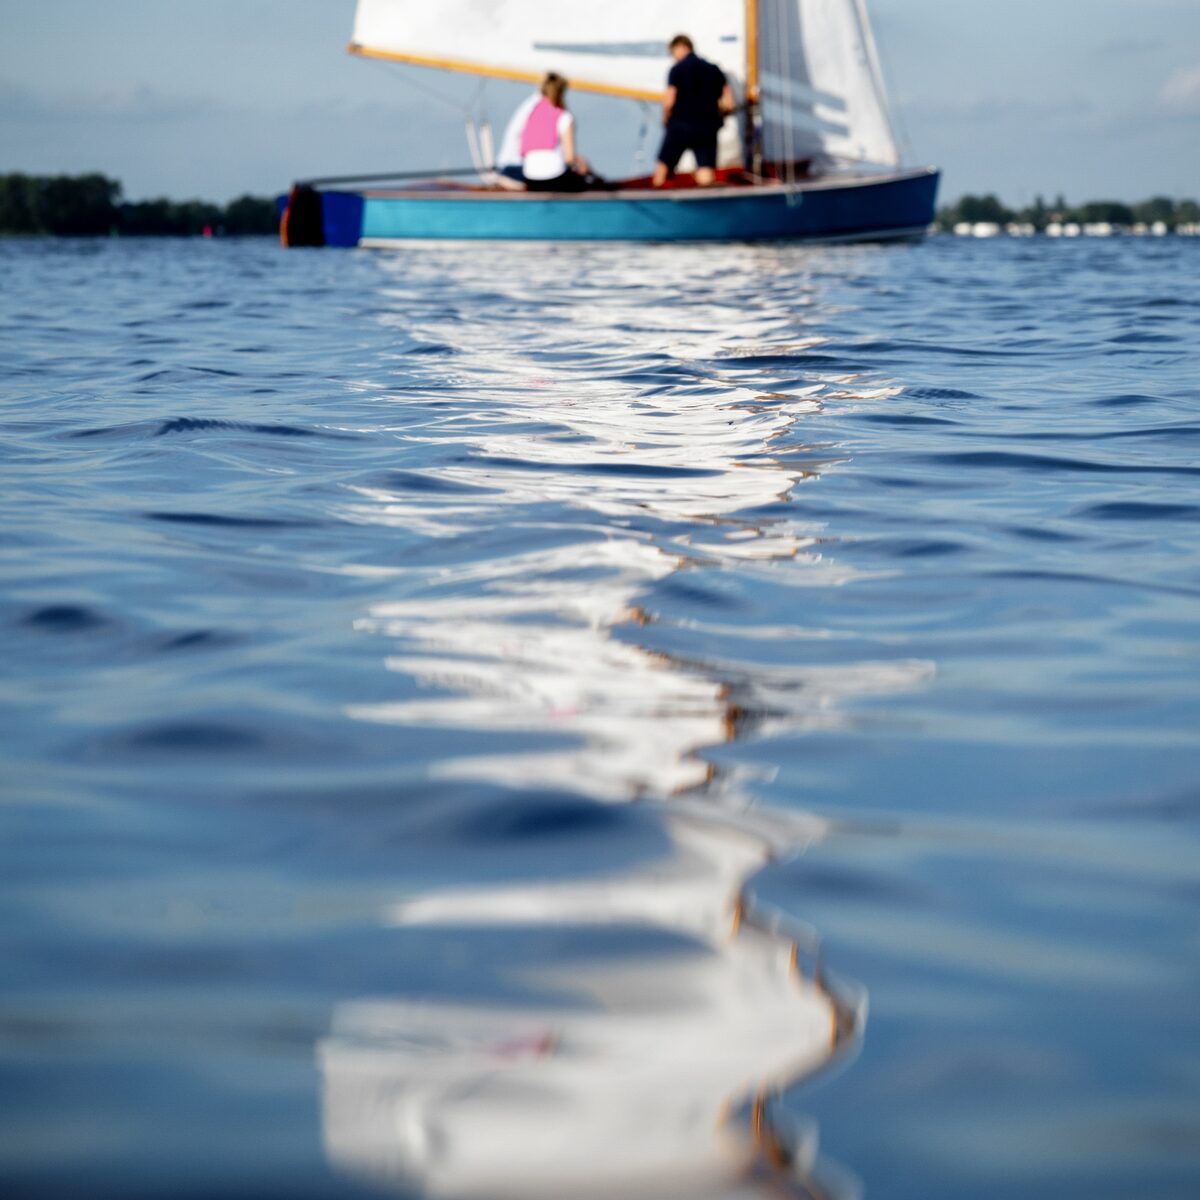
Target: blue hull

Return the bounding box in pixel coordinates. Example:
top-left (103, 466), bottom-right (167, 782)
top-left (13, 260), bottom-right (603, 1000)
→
top-left (306, 169), bottom-right (939, 246)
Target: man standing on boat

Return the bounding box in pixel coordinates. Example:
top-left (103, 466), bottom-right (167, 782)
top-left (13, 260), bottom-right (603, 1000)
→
top-left (653, 35), bottom-right (735, 189)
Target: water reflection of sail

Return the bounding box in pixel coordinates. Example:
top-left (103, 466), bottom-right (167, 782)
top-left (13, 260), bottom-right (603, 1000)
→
top-left (325, 246), bottom-right (930, 1198)
top-left (321, 807), bottom-right (850, 1200)
top-left (350, 539), bottom-right (724, 797)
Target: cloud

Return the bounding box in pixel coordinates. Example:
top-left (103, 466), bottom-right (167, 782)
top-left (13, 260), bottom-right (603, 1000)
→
top-left (90, 85), bottom-right (203, 119)
top-left (1159, 63), bottom-right (1200, 112)
top-left (0, 79), bottom-right (45, 117)
top-left (0, 78), bottom-right (226, 122)
top-left (905, 95), bottom-right (1095, 125)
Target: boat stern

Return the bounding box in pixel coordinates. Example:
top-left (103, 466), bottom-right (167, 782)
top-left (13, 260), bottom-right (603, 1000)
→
top-left (279, 186), bottom-right (364, 248)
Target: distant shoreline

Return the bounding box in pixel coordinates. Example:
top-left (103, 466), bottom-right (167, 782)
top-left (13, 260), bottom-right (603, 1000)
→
top-left (0, 173), bottom-right (277, 238)
top-left (937, 192), bottom-right (1200, 237)
top-left (4, 174), bottom-right (1199, 239)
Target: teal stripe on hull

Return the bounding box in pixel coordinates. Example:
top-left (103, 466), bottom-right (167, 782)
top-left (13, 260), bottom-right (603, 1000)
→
top-left (357, 170), bottom-right (939, 244)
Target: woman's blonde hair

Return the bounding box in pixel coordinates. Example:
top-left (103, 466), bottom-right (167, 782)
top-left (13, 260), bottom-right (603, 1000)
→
top-left (541, 73), bottom-right (569, 108)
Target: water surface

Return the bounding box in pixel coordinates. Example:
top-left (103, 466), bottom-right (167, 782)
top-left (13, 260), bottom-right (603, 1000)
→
top-left (1, 234), bottom-right (1198, 1199)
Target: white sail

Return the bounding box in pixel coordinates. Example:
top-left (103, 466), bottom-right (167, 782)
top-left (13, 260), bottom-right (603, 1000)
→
top-left (351, 0), bottom-right (748, 102)
top-left (350, 0), bottom-right (901, 170)
top-left (757, 0), bottom-right (899, 167)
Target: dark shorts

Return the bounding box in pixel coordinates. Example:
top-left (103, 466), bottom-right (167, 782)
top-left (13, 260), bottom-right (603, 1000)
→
top-left (499, 164), bottom-right (526, 183)
top-left (526, 169), bottom-right (589, 193)
top-left (658, 123), bottom-right (719, 172)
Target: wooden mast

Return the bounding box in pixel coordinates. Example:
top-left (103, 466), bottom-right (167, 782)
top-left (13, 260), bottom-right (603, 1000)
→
top-left (745, 0), bottom-right (762, 174)
top-left (745, 0), bottom-right (760, 103)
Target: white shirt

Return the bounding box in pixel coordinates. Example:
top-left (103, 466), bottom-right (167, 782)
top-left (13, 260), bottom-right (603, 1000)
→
top-left (496, 93), bottom-right (540, 170)
top-left (522, 111), bottom-right (575, 181)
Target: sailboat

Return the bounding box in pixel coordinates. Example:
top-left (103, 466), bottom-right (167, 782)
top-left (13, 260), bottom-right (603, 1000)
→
top-left (281, 0), bottom-right (939, 246)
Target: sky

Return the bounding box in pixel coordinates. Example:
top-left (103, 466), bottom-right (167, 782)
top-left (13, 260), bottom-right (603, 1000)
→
top-left (1, 0), bottom-right (1198, 204)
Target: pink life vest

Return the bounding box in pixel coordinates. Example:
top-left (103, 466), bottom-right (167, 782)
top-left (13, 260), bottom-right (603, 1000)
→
top-left (519, 98), bottom-right (564, 157)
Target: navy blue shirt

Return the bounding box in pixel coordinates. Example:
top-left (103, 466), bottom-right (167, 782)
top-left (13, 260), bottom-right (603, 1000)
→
top-left (667, 53), bottom-right (727, 131)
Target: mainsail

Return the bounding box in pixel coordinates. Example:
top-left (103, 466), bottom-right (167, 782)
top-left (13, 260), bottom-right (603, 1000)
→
top-left (350, 0), bottom-right (901, 169)
top-left (351, 1), bottom-right (748, 102)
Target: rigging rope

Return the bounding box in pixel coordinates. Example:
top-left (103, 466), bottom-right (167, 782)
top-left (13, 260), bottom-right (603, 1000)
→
top-left (634, 102), bottom-right (653, 172)
top-left (783, 0), bottom-right (795, 193)
top-left (770, 0), bottom-right (800, 198)
top-left (464, 118), bottom-right (484, 175)
top-left (364, 57), bottom-right (499, 179)
top-left (360, 54), bottom-right (474, 116)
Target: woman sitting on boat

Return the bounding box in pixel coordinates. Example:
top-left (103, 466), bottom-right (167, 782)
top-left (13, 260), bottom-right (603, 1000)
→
top-left (493, 87), bottom-right (539, 189)
top-left (519, 73), bottom-right (590, 193)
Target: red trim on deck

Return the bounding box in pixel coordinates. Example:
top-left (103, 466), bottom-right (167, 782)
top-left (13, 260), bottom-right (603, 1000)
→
top-left (615, 168), bottom-right (757, 192)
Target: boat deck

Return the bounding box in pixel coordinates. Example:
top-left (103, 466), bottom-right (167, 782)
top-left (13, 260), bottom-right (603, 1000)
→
top-left (361, 166), bottom-right (936, 202)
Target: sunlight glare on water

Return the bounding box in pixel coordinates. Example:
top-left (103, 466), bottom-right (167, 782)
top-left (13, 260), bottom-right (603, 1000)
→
top-left (1, 234), bottom-right (1198, 1200)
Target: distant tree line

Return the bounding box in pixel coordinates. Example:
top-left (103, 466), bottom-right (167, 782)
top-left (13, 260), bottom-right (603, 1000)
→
top-left (936, 193), bottom-right (1200, 232)
top-left (0, 173), bottom-right (278, 236)
top-left (8, 172), bottom-right (1198, 238)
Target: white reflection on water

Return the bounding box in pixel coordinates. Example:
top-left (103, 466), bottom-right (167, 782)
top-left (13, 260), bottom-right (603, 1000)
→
top-left (321, 805), bottom-right (851, 1200)
top-left (326, 245), bottom-right (932, 1197)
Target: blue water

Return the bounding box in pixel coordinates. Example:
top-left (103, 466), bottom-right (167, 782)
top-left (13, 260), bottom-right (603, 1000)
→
top-left (2, 235), bottom-right (1198, 1200)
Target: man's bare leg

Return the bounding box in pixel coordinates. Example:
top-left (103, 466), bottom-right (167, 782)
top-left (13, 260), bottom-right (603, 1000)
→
top-left (696, 167), bottom-right (716, 188)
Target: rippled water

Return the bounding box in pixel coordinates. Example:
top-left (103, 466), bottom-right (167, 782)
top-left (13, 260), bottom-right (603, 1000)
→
top-left (2, 234), bottom-right (1199, 1200)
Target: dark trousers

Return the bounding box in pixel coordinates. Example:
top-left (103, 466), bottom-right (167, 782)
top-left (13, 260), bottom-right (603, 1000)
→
top-left (526, 169), bottom-right (589, 193)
